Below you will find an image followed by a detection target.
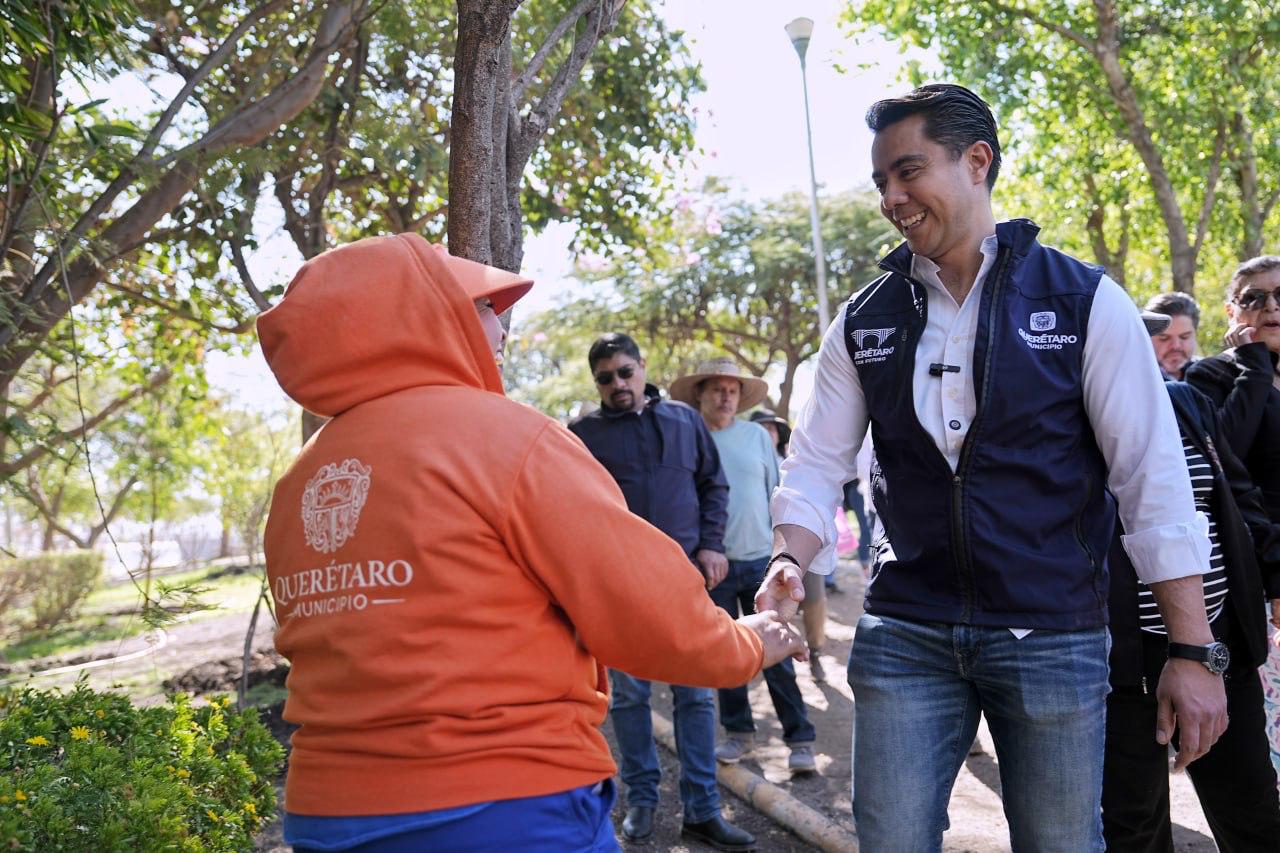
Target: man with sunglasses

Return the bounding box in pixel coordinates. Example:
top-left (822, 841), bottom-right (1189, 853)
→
top-left (570, 334), bottom-right (755, 851)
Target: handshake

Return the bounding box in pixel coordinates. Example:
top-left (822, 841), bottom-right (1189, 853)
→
top-left (738, 611), bottom-right (808, 668)
top-left (739, 555), bottom-right (810, 668)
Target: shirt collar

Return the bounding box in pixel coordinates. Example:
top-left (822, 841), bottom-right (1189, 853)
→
top-left (909, 233), bottom-right (998, 288)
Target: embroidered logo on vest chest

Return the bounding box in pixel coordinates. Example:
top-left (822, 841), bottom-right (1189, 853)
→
top-left (852, 327), bottom-right (897, 364)
top-left (1018, 311), bottom-right (1078, 351)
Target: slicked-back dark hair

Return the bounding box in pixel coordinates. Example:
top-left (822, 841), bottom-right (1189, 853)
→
top-left (866, 83), bottom-right (1002, 190)
top-left (1143, 291), bottom-right (1201, 328)
top-left (587, 332), bottom-right (643, 371)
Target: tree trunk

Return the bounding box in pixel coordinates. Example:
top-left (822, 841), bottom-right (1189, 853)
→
top-left (448, 1), bottom-right (512, 265)
top-left (39, 484), bottom-right (64, 552)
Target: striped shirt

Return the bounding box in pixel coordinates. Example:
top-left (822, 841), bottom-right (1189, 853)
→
top-left (1139, 436), bottom-right (1228, 634)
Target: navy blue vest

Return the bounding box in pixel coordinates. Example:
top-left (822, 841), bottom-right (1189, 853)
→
top-left (845, 219), bottom-right (1115, 629)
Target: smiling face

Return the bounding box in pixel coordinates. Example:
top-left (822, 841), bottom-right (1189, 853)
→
top-left (1150, 314), bottom-right (1198, 377)
top-left (871, 114), bottom-right (994, 268)
top-left (1229, 267), bottom-right (1280, 354)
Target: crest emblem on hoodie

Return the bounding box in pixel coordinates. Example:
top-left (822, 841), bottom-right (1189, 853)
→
top-left (302, 459), bottom-right (373, 553)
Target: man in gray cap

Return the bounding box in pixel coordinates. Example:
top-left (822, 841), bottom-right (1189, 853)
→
top-left (672, 358), bottom-right (819, 774)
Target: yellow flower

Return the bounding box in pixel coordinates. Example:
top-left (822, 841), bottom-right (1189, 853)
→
top-left (175, 768), bottom-right (190, 779)
top-left (24, 736), bottom-right (49, 746)
top-left (95, 709), bottom-right (105, 719)
top-left (13, 791), bottom-right (25, 802)
top-left (69, 726), bottom-right (90, 741)
top-left (243, 802), bottom-right (256, 815)
top-left (206, 810), bottom-right (219, 822)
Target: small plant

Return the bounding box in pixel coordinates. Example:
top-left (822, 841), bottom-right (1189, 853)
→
top-left (27, 551), bottom-right (103, 630)
top-left (0, 550), bottom-right (103, 632)
top-left (0, 678), bottom-right (284, 851)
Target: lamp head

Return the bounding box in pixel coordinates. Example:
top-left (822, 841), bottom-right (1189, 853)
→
top-left (785, 17), bottom-right (814, 61)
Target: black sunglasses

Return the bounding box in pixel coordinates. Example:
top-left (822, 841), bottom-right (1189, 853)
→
top-left (1235, 287), bottom-right (1280, 311)
top-left (594, 365), bottom-right (636, 385)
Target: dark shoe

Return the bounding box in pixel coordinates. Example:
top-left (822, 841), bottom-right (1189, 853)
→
top-left (622, 805), bottom-right (655, 841)
top-left (682, 814), bottom-right (756, 851)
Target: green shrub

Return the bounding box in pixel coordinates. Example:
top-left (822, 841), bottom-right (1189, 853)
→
top-left (0, 550), bottom-right (104, 631)
top-left (0, 679), bottom-right (285, 851)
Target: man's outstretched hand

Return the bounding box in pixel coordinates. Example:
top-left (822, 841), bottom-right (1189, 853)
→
top-left (740, 611), bottom-right (808, 666)
top-left (754, 558), bottom-right (805, 621)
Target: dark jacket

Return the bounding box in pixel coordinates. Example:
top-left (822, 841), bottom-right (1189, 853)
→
top-left (848, 218), bottom-right (1114, 629)
top-left (569, 384), bottom-right (728, 557)
top-left (1185, 342), bottom-right (1280, 523)
top-left (1108, 381), bottom-right (1280, 687)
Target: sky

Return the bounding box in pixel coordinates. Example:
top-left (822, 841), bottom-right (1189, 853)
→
top-left (203, 0), bottom-right (927, 414)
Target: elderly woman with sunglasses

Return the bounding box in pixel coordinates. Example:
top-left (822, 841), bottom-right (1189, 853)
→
top-left (1186, 254), bottom-right (1280, 781)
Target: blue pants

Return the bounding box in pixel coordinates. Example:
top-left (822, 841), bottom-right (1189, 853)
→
top-left (609, 670), bottom-right (720, 822)
top-left (287, 780), bottom-right (619, 852)
top-left (848, 614), bottom-right (1110, 852)
top-left (842, 481), bottom-right (871, 563)
top-left (709, 557), bottom-right (816, 743)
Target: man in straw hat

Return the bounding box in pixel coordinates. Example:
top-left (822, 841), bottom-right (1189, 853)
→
top-left (672, 359), bottom-right (818, 774)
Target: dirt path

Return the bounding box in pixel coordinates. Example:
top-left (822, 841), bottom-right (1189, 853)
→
top-left (7, 563), bottom-right (1220, 851)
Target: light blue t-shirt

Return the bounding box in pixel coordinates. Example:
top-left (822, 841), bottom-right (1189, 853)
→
top-left (709, 418), bottom-right (779, 561)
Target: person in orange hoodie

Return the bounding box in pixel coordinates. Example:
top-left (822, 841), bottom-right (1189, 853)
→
top-left (257, 233), bottom-right (804, 852)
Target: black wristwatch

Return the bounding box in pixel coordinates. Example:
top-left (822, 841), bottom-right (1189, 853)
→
top-left (1167, 641), bottom-right (1230, 675)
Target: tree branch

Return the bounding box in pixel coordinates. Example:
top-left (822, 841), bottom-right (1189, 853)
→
top-left (0, 369), bottom-right (172, 479)
top-left (977, 0), bottom-right (1096, 53)
top-left (1192, 117), bottom-right (1229, 256)
top-left (510, 0), bottom-right (597, 105)
top-left (513, 0), bottom-right (624, 165)
top-left (102, 280), bottom-right (254, 333)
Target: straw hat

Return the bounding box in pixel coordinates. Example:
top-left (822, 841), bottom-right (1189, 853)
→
top-left (669, 357), bottom-right (770, 412)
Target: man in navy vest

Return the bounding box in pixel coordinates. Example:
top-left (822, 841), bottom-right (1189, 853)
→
top-left (755, 84), bottom-right (1227, 851)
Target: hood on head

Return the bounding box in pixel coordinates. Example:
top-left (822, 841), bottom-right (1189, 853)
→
top-left (256, 234), bottom-right (533, 417)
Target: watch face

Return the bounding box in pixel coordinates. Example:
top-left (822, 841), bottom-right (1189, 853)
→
top-left (1208, 642), bottom-right (1230, 674)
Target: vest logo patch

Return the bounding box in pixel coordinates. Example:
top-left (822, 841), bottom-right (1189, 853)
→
top-left (302, 458), bottom-right (373, 553)
top-left (1030, 311), bottom-right (1056, 331)
top-left (852, 327), bottom-right (897, 364)
top-left (1018, 327), bottom-right (1079, 351)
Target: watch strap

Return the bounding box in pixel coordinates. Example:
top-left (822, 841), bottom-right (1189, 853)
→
top-left (1167, 642), bottom-right (1211, 663)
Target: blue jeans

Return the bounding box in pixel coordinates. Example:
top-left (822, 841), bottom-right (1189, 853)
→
top-left (842, 481), bottom-right (871, 563)
top-left (287, 780), bottom-right (618, 852)
top-left (709, 557), bottom-right (816, 743)
top-left (608, 670), bottom-right (720, 822)
top-left (847, 614), bottom-right (1109, 852)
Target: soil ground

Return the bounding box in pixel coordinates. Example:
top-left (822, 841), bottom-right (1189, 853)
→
top-left (5, 559), bottom-right (1221, 851)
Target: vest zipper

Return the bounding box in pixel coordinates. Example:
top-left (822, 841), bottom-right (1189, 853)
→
top-left (951, 246), bottom-right (1014, 624)
top-left (1074, 468), bottom-right (1102, 609)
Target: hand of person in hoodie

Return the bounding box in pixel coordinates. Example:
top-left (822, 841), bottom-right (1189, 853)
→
top-left (739, 611), bottom-right (808, 666)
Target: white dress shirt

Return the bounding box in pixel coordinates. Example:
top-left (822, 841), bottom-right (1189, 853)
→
top-left (772, 234), bottom-right (1210, 597)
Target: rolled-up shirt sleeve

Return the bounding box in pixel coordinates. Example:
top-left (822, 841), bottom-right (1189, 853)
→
top-left (770, 302), bottom-right (869, 574)
top-left (1083, 276), bottom-right (1211, 584)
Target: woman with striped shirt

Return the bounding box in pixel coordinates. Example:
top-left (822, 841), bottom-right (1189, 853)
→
top-left (1101, 313), bottom-right (1280, 852)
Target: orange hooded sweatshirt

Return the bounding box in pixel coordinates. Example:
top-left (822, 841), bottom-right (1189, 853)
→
top-left (257, 234), bottom-right (764, 816)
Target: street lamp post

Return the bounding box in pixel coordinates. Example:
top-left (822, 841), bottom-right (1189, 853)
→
top-left (784, 16), bottom-right (831, 332)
